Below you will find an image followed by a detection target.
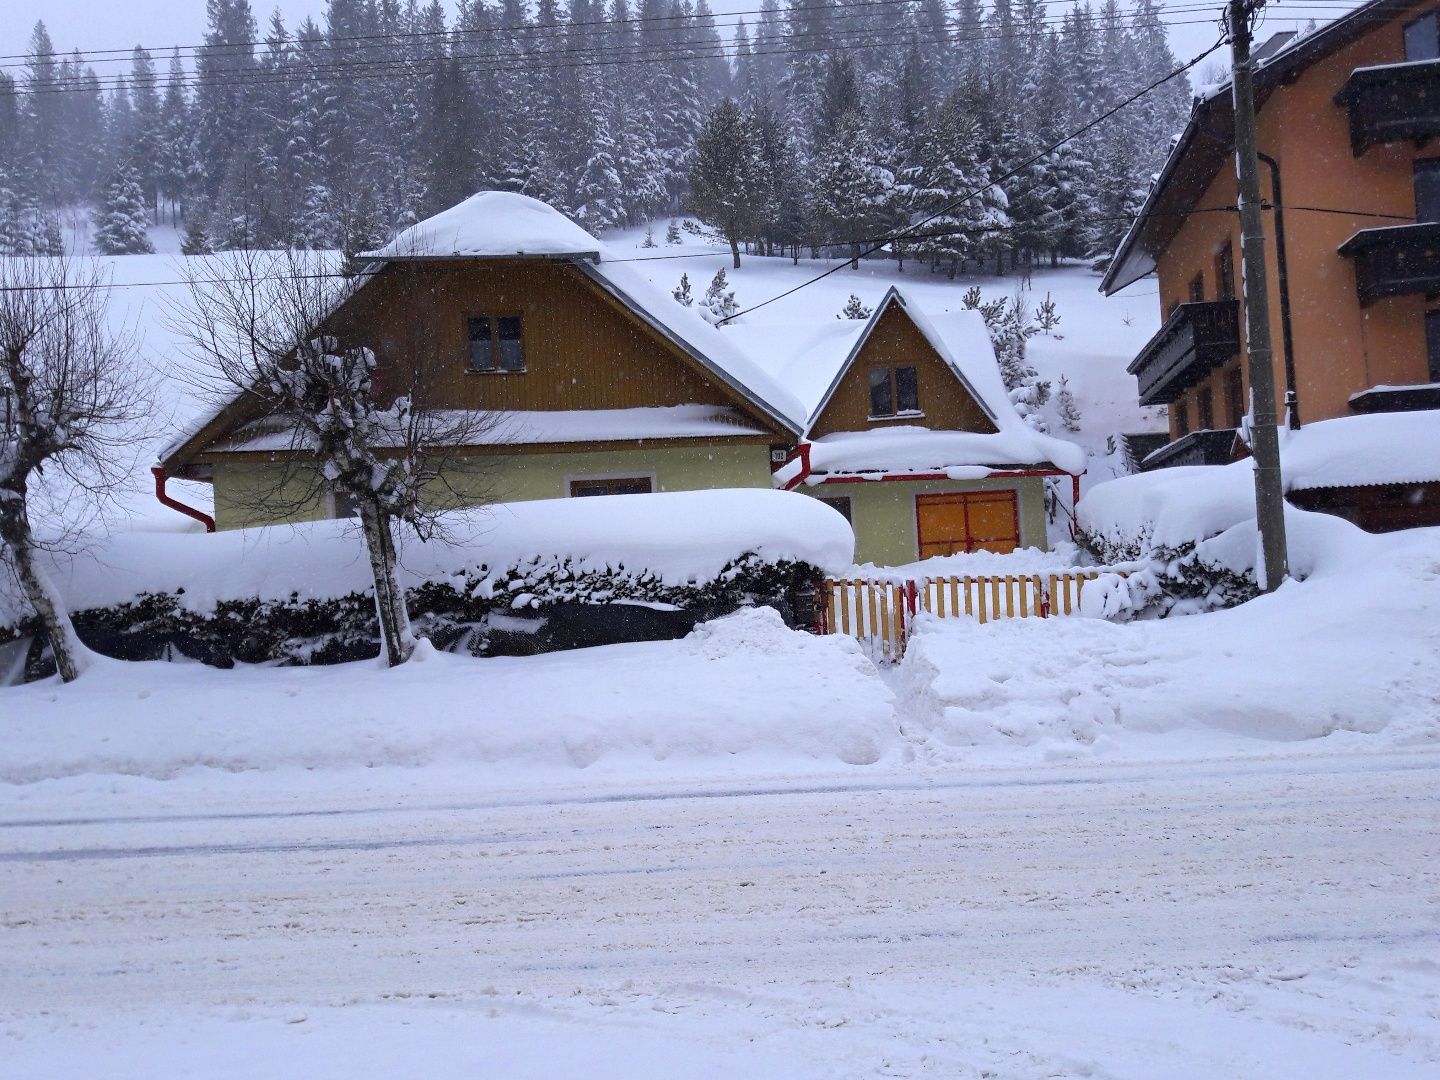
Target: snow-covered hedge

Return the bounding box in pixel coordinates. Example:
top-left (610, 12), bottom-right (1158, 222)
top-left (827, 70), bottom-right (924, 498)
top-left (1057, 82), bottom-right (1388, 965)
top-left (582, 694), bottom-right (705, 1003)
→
top-left (1077, 463), bottom-right (1270, 619)
top-left (2, 489), bottom-right (853, 678)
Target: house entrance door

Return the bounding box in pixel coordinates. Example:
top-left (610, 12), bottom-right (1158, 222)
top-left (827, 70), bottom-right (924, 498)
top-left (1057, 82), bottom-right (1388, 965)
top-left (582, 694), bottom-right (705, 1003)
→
top-left (915, 491), bottom-right (1020, 558)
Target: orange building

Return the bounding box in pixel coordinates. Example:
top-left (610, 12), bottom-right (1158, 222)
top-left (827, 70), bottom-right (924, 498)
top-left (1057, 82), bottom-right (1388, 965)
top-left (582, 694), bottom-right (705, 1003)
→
top-left (1102, 0), bottom-right (1440, 479)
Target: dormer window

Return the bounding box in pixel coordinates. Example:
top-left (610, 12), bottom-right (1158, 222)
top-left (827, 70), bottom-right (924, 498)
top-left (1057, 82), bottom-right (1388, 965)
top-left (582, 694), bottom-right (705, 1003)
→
top-left (467, 314), bottom-right (525, 373)
top-left (869, 366), bottom-right (919, 418)
top-left (1405, 11), bottom-right (1438, 61)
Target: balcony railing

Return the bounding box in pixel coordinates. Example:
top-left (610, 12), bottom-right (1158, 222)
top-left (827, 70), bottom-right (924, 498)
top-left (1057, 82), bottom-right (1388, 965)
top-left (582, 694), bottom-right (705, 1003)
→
top-left (1338, 222), bottom-right (1440, 307)
top-left (1127, 299), bottom-right (1241, 407)
top-left (1140, 428), bottom-right (1241, 471)
top-left (1335, 59), bottom-right (1440, 156)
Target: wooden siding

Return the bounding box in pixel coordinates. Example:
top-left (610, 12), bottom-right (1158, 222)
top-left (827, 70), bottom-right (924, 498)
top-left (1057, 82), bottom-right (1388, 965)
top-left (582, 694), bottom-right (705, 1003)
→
top-left (166, 257), bottom-right (787, 473)
top-left (807, 301), bottom-right (997, 438)
top-left (332, 260), bottom-right (767, 420)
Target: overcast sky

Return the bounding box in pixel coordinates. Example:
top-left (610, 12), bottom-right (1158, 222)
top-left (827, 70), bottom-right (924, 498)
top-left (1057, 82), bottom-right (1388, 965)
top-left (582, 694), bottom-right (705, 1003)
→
top-left (3, 1), bottom-right (1352, 83)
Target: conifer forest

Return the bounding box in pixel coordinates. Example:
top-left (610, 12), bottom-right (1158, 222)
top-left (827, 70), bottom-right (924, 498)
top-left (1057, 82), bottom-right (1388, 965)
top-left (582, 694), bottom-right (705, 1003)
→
top-left (0, 0), bottom-right (1192, 272)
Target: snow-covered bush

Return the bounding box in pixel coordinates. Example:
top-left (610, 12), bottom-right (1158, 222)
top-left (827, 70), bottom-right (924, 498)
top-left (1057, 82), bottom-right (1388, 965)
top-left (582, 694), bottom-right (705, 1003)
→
top-left (1, 550), bottom-right (829, 681)
top-left (838, 294), bottom-right (872, 320)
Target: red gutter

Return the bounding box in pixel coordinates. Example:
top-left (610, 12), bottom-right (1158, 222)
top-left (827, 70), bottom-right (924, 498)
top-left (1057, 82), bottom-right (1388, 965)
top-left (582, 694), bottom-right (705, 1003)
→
top-left (152, 466), bottom-right (216, 532)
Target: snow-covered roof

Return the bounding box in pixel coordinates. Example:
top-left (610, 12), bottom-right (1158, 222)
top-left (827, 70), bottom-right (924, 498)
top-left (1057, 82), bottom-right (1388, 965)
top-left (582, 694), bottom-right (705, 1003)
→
top-left (575, 258), bottom-right (807, 433)
top-left (1281, 410), bottom-right (1440, 491)
top-left (789, 426), bottom-right (1086, 483)
top-left (207, 405), bottom-right (766, 454)
top-left (734, 286), bottom-right (1085, 478)
top-left (804, 288), bottom-right (1004, 437)
top-left (363, 191), bottom-right (602, 260)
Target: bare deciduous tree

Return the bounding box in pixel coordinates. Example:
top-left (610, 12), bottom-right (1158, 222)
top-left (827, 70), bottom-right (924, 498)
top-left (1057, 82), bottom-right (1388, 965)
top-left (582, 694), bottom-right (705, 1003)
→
top-left (0, 258), bottom-right (145, 682)
top-left (170, 249), bottom-right (503, 667)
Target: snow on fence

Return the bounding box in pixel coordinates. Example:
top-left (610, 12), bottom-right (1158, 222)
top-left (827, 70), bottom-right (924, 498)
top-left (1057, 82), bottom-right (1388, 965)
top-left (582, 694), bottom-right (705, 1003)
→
top-left (820, 570), bottom-right (1104, 661)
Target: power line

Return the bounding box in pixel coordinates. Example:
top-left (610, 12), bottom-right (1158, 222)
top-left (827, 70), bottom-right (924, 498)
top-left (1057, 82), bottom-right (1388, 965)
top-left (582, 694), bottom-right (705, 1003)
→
top-left (717, 31), bottom-right (1228, 323)
top-left (4, 8), bottom-right (1242, 97)
top-left (0, 200), bottom-right (1408, 293)
top-left (0, 0), bottom-right (1274, 69)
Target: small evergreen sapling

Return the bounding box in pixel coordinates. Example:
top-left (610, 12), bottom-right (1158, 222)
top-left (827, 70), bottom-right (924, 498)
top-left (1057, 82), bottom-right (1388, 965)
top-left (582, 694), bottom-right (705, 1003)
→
top-left (672, 273), bottom-right (694, 306)
top-left (1056, 375), bottom-right (1082, 432)
top-left (641, 224), bottom-right (656, 248)
top-left (665, 220), bottom-right (682, 245)
top-left (1036, 292), bottom-right (1062, 335)
top-left (838, 294), bottom-right (872, 320)
top-left (180, 214), bottom-right (213, 256)
top-left (698, 268), bottom-right (739, 324)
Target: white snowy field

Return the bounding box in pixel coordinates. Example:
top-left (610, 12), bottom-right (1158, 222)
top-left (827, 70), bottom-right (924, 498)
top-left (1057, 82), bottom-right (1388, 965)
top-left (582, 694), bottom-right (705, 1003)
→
top-left (3, 751), bottom-right (1438, 1078)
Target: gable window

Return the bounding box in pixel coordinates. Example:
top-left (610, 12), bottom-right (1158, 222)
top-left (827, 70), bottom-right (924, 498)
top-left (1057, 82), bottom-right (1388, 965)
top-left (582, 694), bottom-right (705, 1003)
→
top-left (1188, 272), bottom-right (1205, 303)
top-left (1174, 398), bottom-right (1190, 438)
top-left (1415, 159), bottom-right (1440, 223)
top-left (1197, 387), bottom-right (1215, 431)
top-left (1405, 11), bottom-right (1439, 61)
top-left (569, 476), bottom-right (653, 497)
top-left (467, 314), bottom-right (525, 373)
top-left (1215, 242), bottom-right (1236, 301)
top-left (1225, 367), bottom-right (1246, 428)
top-left (869, 366), bottom-right (920, 418)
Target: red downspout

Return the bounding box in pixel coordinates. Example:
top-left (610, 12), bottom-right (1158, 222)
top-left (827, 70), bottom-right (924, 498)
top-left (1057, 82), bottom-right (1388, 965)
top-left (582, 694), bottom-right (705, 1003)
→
top-left (1071, 473), bottom-right (1083, 540)
top-left (152, 466), bottom-right (216, 532)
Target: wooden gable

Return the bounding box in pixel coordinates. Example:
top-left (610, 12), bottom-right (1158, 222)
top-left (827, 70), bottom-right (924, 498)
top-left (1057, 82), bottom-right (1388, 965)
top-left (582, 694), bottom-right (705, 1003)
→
top-left (166, 257), bottom-right (787, 472)
top-left (334, 260), bottom-right (772, 418)
top-left (807, 299), bottom-right (998, 440)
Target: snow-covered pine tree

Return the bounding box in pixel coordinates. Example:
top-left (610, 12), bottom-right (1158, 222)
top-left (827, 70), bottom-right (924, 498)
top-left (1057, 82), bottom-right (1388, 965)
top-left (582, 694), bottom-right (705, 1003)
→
top-left (666, 219), bottom-right (682, 245)
top-left (180, 211), bottom-right (213, 256)
top-left (698, 267), bottom-right (738, 324)
top-left (810, 110), bottom-right (902, 269)
top-left (672, 273), bottom-right (693, 305)
top-left (1056, 375), bottom-right (1082, 432)
top-left (839, 294), bottom-right (872, 320)
top-left (92, 168), bottom-right (156, 254)
top-left (689, 98), bottom-right (770, 267)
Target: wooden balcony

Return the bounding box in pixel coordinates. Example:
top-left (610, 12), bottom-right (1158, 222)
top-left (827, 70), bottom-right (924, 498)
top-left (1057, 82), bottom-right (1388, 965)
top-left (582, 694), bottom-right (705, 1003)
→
top-left (1127, 300), bottom-right (1241, 407)
top-left (1140, 428), bottom-right (1242, 471)
top-left (1335, 59), bottom-right (1440, 156)
top-left (1338, 223), bottom-right (1440, 307)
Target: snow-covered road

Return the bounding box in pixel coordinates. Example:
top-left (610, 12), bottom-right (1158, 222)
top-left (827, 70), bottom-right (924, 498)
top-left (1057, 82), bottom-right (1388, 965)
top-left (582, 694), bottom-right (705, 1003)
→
top-left (4, 750), bottom-right (1439, 1077)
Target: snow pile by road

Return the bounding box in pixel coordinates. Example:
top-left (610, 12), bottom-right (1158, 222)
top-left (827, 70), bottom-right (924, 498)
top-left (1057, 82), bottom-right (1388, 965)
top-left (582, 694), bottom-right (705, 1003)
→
top-left (0, 607), bottom-right (894, 785)
top-left (895, 520), bottom-right (1440, 755)
top-left (2, 489), bottom-right (853, 628)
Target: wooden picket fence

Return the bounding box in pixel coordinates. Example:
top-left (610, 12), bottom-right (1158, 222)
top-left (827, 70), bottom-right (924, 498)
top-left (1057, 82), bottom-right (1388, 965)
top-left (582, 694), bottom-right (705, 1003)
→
top-left (819, 570), bottom-right (1104, 661)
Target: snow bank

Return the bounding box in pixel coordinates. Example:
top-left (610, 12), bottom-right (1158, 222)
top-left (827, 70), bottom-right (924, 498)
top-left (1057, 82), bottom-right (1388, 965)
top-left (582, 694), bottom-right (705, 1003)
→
top-left (2, 489), bottom-right (853, 627)
top-left (1080, 412), bottom-right (1440, 553)
top-left (893, 521), bottom-right (1440, 754)
top-left (0, 607), bottom-right (897, 783)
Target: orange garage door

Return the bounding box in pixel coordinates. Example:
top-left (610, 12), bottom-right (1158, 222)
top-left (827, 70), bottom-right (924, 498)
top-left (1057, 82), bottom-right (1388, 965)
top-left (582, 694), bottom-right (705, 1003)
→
top-left (915, 491), bottom-right (1020, 558)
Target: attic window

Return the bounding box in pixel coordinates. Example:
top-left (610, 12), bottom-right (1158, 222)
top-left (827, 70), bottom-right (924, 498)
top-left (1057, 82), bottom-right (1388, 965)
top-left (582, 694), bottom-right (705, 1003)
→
top-left (869, 366), bottom-right (920, 418)
top-left (1404, 12), bottom-right (1438, 61)
top-left (467, 314), bottom-right (525, 373)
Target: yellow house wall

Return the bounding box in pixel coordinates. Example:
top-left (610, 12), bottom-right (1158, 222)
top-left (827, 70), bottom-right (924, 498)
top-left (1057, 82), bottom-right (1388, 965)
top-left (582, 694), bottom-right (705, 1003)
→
top-left (211, 444), bottom-right (774, 530)
top-left (1153, 12), bottom-right (1437, 438)
top-left (807, 476), bottom-right (1050, 567)
top-left (212, 461), bottom-right (329, 531)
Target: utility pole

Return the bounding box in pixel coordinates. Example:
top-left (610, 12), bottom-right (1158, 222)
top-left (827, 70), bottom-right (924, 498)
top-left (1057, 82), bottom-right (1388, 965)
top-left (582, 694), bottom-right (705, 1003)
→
top-left (1228, 0), bottom-right (1289, 590)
